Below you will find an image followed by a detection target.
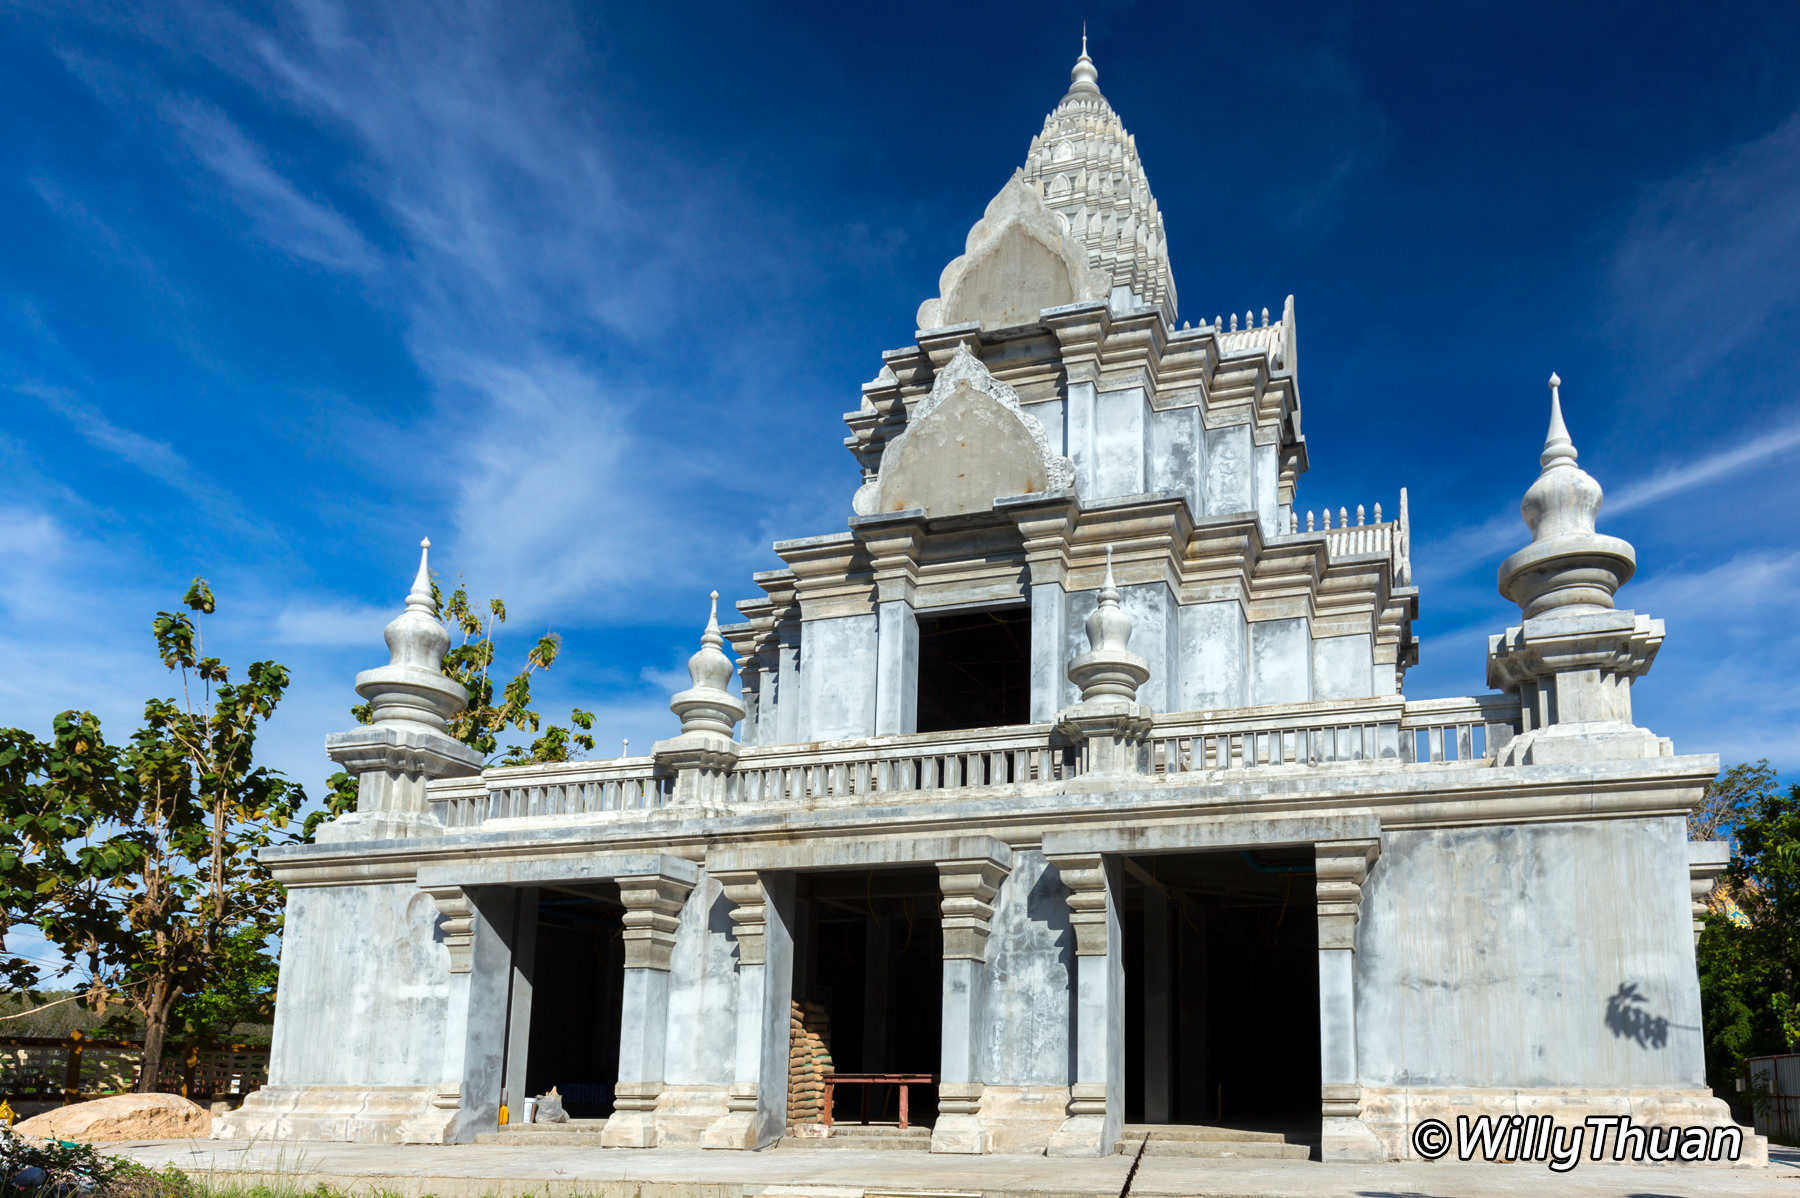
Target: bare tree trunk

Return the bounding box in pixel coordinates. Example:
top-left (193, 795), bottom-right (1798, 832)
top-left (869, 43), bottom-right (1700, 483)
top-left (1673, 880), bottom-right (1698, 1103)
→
top-left (135, 985), bottom-right (180, 1094)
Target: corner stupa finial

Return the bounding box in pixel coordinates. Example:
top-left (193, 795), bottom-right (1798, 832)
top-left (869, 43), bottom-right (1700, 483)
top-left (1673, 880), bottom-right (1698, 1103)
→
top-left (670, 589), bottom-right (746, 737)
top-left (406, 538), bottom-right (434, 616)
top-left (1069, 28), bottom-right (1099, 96)
top-left (1541, 372), bottom-right (1577, 471)
top-left (359, 535), bottom-right (465, 727)
top-left (1497, 374), bottom-right (1636, 617)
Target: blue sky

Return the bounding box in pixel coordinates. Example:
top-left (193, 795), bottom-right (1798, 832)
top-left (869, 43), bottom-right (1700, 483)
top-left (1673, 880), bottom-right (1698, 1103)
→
top-left (3, 0), bottom-right (1800, 815)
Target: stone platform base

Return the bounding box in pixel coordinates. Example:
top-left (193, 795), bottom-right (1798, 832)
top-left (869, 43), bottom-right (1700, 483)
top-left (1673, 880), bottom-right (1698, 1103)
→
top-left (1357, 1086), bottom-right (1766, 1166)
top-left (212, 1085), bottom-right (460, 1144)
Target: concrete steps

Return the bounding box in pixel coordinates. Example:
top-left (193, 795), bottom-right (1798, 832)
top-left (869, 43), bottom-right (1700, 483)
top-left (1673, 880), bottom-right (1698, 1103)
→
top-left (474, 1119), bottom-right (610, 1145)
top-left (1115, 1123), bottom-right (1313, 1160)
top-left (781, 1124), bottom-right (932, 1152)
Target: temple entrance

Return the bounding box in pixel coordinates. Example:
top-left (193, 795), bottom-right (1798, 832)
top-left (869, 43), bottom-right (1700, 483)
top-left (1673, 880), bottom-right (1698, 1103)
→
top-left (1122, 849), bottom-right (1320, 1137)
top-left (916, 605), bottom-right (1030, 733)
top-left (517, 886), bottom-right (626, 1120)
top-left (791, 868), bottom-right (943, 1130)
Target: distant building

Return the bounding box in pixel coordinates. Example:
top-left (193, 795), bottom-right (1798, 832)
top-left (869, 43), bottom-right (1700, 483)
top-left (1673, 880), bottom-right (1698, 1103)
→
top-left (220, 45), bottom-right (1756, 1162)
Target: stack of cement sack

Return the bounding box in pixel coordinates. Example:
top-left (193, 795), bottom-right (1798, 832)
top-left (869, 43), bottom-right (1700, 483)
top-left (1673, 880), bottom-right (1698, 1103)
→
top-left (786, 999), bottom-right (833, 1132)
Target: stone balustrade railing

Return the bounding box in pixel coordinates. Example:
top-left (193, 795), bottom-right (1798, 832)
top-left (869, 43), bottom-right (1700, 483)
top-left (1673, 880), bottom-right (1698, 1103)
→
top-left (1284, 491), bottom-right (1412, 585)
top-left (1399, 694), bottom-right (1521, 764)
top-left (423, 694), bottom-right (1523, 829)
top-left (1147, 696), bottom-right (1407, 773)
top-left (428, 756), bottom-right (671, 828)
top-left (727, 723), bottom-right (1077, 805)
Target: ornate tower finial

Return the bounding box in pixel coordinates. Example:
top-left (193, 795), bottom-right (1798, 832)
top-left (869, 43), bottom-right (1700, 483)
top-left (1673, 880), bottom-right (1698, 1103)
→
top-left (377, 537), bottom-right (455, 692)
top-left (1069, 31), bottom-right (1099, 96)
top-left (670, 590), bottom-right (746, 737)
top-left (1498, 376), bottom-right (1636, 618)
top-left (321, 537), bottom-right (481, 840)
top-left (1070, 545), bottom-right (1148, 700)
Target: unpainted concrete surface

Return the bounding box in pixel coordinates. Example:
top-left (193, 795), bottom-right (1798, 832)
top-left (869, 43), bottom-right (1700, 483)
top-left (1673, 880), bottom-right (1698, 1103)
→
top-left (111, 1139), bottom-right (1796, 1198)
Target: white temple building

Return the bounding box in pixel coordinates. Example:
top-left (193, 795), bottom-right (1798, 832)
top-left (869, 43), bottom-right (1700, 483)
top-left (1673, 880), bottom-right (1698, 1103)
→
top-left (219, 46), bottom-right (1757, 1163)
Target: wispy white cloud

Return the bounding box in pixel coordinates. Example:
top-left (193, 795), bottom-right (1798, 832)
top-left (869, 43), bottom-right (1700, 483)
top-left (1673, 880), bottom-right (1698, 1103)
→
top-left (160, 94), bottom-right (378, 272)
top-left (1609, 413), bottom-right (1800, 516)
top-left (1610, 107), bottom-right (1800, 390)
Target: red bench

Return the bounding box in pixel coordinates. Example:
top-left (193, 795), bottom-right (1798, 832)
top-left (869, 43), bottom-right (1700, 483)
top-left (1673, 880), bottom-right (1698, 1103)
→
top-left (821, 1072), bottom-right (936, 1130)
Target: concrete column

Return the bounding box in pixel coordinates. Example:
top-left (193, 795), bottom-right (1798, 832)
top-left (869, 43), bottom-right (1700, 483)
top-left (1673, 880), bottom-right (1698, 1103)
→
top-left (1141, 886), bottom-right (1172, 1124)
top-left (1315, 839), bottom-right (1383, 1161)
top-left (875, 600), bottom-right (919, 735)
top-left (420, 885), bottom-right (514, 1142)
top-left (602, 873), bottom-right (696, 1148)
top-left (855, 511), bottom-right (926, 737)
top-left (501, 887), bottom-right (538, 1119)
top-left (933, 857), bottom-right (1012, 1154)
top-left (703, 870), bottom-right (795, 1150)
top-left (999, 495), bottom-right (1078, 722)
top-left (775, 623), bottom-right (802, 745)
top-left (861, 914), bottom-right (890, 1070)
top-left (1029, 583), bottom-right (1067, 720)
top-left (1045, 853), bottom-right (1123, 1157)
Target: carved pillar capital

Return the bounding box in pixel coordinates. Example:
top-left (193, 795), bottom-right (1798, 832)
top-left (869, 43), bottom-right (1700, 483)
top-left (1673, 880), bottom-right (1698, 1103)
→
top-left (1315, 839), bottom-right (1381, 951)
top-left (938, 858), bottom-right (1011, 961)
top-left (1047, 852), bottom-right (1111, 956)
top-left (421, 885), bottom-right (475, 973)
top-left (852, 512), bottom-right (928, 605)
top-left (1000, 494), bottom-right (1080, 588)
top-left (1689, 841), bottom-right (1730, 945)
top-left (712, 870), bottom-right (769, 966)
top-left (617, 873), bottom-right (696, 971)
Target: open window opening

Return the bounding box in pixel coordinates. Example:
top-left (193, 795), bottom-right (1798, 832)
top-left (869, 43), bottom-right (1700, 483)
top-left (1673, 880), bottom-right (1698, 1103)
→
top-left (523, 886), bottom-right (625, 1120)
top-left (789, 868), bottom-right (943, 1134)
top-left (1122, 849), bottom-right (1320, 1145)
top-left (915, 605), bottom-right (1030, 733)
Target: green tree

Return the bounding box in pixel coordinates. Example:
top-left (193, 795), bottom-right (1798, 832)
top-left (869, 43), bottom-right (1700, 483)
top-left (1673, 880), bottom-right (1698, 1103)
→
top-left (0, 580), bottom-right (304, 1089)
top-left (306, 578), bottom-right (593, 841)
top-left (1697, 764), bottom-right (1800, 1110)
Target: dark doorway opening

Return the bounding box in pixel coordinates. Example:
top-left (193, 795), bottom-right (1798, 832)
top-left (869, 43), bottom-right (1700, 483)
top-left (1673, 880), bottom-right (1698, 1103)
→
top-left (524, 887), bottom-right (625, 1119)
top-left (916, 605), bottom-right (1030, 733)
top-left (793, 868), bottom-right (943, 1129)
top-left (1122, 849), bottom-right (1319, 1139)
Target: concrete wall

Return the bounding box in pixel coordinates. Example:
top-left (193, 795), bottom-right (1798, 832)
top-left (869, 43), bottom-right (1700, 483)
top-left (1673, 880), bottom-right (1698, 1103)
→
top-left (981, 850), bottom-right (1075, 1085)
top-left (1093, 386), bottom-right (1151, 500)
top-left (1151, 406), bottom-right (1205, 522)
top-left (1249, 617), bottom-right (1311, 705)
top-left (1178, 601), bottom-right (1247, 711)
top-left (1355, 816), bottom-right (1705, 1089)
top-left (1204, 422), bottom-right (1254, 517)
top-left (1312, 633), bottom-right (1374, 700)
top-left (269, 882), bottom-right (451, 1087)
top-left (800, 613), bottom-right (877, 740)
top-left (663, 872), bottom-right (740, 1087)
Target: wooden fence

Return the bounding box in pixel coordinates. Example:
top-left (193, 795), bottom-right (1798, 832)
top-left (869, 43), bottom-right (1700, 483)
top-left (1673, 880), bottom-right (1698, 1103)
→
top-left (0, 1032), bottom-right (269, 1105)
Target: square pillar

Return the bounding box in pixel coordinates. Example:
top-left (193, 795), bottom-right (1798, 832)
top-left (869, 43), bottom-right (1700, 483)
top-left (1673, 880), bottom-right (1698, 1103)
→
top-left (875, 600), bottom-right (920, 734)
top-left (702, 870), bottom-right (795, 1150)
top-left (854, 510), bottom-right (927, 737)
top-left (1044, 853), bottom-right (1123, 1157)
top-left (1315, 838), bottom-right (1384, 1162)
top-left (1141, 886), bottom-right (1172, 1124)
top-left (1000, 494), bottom-right (1079, 721)
top-left (602, 872), bottom-right (697, 1148)
top-left (932, 856), bottom-right (1012, 1154)
top-left (501, 887), bottom-right (538, 1119)
top-left (419, 885), bottom-right (514, 1143)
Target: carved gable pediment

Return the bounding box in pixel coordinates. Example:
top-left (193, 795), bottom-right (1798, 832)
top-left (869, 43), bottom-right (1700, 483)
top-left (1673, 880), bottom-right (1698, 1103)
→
top-left (917, 173), bottom-right (1112, 332)
top-left (852, 346), bottom-right (1074, 519)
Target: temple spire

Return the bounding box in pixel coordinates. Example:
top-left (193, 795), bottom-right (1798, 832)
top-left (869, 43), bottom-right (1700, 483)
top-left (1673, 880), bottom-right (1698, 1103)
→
top-left (1069, 31), bottom-right (1099, 97)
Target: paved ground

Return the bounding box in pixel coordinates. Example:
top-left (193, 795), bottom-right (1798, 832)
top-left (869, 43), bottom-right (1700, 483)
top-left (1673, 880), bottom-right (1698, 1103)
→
top-left (108, 1138), bottom-right (1800, 1198)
